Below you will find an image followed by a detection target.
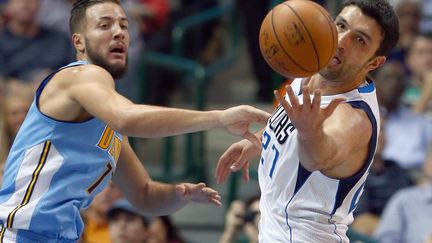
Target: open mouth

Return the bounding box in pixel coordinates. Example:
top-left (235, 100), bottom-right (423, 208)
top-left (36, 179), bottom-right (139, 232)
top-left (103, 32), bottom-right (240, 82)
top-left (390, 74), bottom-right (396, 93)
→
top-left (331, 56), bottom-right (341, 65)
top-left (110, 45), bottom-right (126, 54)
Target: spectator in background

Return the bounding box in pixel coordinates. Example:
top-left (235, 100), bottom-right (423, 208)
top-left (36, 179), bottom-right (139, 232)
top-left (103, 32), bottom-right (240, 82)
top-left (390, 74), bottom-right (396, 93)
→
top-left (107, 198), bottom-right (152, 243)
top-left (219, 194), bottom-right (260, 243)
top-left (387, 0), bottom-right (421, 70)
top-left (403, 33), bottom-right (432, 115)
top-left (148, 216), bottom-right (186, 243)
top-left (374, 60), bottom-right (432, 172)
top-left (373, 148), bottom-right (432, 243)
top-left (37, 0), bottom-right (75, 36)
top-left (0, 81), bottom-right (32, 186)
top-left (236, 0), bottom-right (274, 102)
top-left (351, 118), bottom-right (412, 236)
top-left (0, 0), bottom-right (74, 85)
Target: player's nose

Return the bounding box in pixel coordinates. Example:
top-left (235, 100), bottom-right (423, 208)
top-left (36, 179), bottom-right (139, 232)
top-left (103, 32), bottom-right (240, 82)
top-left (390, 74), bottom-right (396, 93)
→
top-left (112, 23), bottom-right (126, 40)
top-left (337, 31), bottom-right (350, 50)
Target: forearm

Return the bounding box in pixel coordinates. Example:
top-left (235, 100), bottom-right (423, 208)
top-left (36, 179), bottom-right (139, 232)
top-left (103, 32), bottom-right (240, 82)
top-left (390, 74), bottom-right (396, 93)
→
top-left (297, 129), bottom-right (339, 171)
top-left (219, 228), bottom-right (237, 243)
top-left (120, 105), bottom-right (222, 137)
top-left (133, 180), bottom-right (186, 216)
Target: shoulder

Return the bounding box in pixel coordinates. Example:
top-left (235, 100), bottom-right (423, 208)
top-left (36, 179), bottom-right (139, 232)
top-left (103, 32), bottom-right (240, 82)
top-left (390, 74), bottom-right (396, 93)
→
top-left (333, 103), bottom-right (372, 133)
top-left (55, 64), bottom-right (115, 88)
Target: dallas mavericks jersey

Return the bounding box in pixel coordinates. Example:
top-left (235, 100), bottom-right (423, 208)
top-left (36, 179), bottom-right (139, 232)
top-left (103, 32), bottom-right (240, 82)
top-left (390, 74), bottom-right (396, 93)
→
top-left (258, 78), bottom-right (380, 243)
top-left (0, 61), bottom-right (122, 242)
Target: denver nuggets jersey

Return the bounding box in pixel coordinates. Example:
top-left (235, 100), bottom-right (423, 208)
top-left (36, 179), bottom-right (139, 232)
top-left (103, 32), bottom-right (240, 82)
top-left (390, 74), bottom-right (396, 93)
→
top-left (0, 61), bottom-right (122, 242)
top-left (258, 78), bottom-right (380, 243)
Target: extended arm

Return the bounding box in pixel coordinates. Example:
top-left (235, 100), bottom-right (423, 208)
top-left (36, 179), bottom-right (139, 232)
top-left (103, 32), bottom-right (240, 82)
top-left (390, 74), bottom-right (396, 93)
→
top-left (274, 84), bottom-right (372, 178)
top-left (112, 138), bottom-right (221, 216)
top-left (48, 64), bottom-right (269, 142)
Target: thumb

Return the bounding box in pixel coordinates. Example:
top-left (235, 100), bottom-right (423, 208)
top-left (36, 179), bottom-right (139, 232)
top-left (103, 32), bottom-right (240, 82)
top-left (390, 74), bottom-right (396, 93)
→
top-left (175, 184), bottom-right (186, 197)
top-left (242, 131), bottom-right (261, 148)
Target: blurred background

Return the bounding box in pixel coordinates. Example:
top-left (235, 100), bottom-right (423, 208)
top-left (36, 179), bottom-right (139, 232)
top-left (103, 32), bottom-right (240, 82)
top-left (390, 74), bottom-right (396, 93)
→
top-left (1, 0), bottom-right (432, 242)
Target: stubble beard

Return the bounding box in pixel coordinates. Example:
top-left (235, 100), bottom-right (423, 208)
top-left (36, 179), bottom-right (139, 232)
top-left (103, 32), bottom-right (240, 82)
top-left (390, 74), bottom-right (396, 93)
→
top-left (85, 38), bottom-right (128, 79)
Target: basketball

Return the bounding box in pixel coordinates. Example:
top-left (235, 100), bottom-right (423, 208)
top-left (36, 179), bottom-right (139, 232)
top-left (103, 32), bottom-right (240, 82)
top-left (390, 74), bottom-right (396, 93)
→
top-left (259, 0), bottom-right (338, 78)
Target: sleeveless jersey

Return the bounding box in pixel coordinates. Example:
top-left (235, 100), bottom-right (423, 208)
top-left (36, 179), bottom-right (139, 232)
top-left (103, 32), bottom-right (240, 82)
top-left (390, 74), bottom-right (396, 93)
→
top-left (0, 61), bottom-right (122, 242)
top-left (258, 78), bottom-right (380, 243)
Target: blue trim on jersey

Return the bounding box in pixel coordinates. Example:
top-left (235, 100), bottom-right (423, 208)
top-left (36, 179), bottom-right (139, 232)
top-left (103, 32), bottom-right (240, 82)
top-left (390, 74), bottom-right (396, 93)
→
top-left (294, 163), bottom-right (312, 195)
top-left (284, 162), bottom-right (312, 243)
top-left (330, 100), bottom-right (378, 215)
top-left (357, 79), bottom-right (375, 93)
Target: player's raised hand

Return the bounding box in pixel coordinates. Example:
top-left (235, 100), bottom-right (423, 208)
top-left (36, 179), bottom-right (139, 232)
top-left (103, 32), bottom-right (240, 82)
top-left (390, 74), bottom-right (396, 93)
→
top-left (215, 139), bottom-right (261, 184)
top-left (175, 182), bottom-right (222, 207)
top-left (274, 84), bottom-right (345, 140)
top-left (219, 105), bottom-right (270, 146)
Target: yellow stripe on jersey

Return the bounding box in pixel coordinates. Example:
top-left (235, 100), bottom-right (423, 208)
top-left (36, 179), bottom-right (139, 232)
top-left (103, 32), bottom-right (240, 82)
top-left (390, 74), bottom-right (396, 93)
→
top-left (0, 226), bottom-right (5, 243)
top-left (6, 140), bottom-right (51, 228)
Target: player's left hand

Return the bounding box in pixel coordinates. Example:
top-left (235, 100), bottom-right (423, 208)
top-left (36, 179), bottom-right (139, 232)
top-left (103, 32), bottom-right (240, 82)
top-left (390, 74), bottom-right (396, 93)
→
top-left (274, 84), bottom-right (345, 140)
top-left (175, 182), bottom-right (222, 206)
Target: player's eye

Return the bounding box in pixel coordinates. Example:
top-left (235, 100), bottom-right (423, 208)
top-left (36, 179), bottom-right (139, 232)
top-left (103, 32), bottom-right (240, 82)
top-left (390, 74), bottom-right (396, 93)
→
top-left (335, 22), bottom-right (346, 31)
top-left (356, 36), bottom-right (366, 45)
top-left (99, 23), bottom-right (109, 29)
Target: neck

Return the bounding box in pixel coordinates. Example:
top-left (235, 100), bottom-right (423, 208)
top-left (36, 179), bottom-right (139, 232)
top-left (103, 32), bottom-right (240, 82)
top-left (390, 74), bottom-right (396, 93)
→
top-left (8, 21), bottom-right (39, 38)
top-left (308, 74), bottom-right (367, 95)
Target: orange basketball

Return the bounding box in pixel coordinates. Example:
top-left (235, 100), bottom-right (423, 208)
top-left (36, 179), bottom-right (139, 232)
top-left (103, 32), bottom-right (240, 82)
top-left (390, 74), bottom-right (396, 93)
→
top-left (259, 0), bottom-right (338, 78)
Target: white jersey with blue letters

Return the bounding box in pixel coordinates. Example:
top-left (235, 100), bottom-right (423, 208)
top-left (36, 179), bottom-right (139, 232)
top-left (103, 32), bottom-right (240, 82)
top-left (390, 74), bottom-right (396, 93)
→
top-left (0, 61), bottom-right (122, 242)
top-left (258, 78), bottom-right (380, 243)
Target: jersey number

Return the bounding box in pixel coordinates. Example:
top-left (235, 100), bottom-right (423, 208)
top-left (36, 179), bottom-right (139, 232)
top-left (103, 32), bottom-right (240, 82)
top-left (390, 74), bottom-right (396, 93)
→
top-left (86, 162), bottom-right (113, 194)
top-left (261, 131), bottom-right (280, 178)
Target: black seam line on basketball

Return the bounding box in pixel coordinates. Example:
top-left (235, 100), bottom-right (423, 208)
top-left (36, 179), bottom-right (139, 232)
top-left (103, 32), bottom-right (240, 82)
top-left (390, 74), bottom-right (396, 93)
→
top-left (270, 8), bottom-right (313, 73)
top-left (0, 226), bottom-right (5, 243)
top-left (282, 2), bottom-right (320, 71)
top-left (6, 140), bottom-right (51, 228)
top-left (312, 2), bottom-right (336, 66)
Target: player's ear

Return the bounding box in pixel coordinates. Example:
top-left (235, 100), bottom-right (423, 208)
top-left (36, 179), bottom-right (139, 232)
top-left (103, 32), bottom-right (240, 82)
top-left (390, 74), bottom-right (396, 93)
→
top-left (367, 56), bottom-right (386, 73)
top-left (72, 33), bottom-right (85, 54)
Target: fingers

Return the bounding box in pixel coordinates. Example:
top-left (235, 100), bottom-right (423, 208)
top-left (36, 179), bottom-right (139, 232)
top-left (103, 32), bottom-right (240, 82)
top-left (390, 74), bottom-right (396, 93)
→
top-left (285, 84), bottom-right (300, 108)
top-left (311, 89), bottom-right (321, 113)
top-left (242, 161), bottom-right (250, 182)
top-left (302, 85), bottom-right (311, 107)
top-left (215, 149), bottom-right (236, 184)
top-left (248, 106), bottom-right (271, 124)
top-left (274, 90), bottom-right (292, 115)
top-left (203, 187), bottom-right (222, 206)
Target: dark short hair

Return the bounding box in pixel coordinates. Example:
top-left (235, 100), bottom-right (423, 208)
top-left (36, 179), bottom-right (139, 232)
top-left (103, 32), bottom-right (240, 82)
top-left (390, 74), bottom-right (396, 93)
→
top-left (342, 0), bottom-right (400, 57)
top-left (69, 0), bottom-right (120, 35)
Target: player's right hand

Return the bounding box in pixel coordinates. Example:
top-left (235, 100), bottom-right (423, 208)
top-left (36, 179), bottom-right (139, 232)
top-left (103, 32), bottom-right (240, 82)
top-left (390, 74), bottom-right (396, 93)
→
top-left (219, 105), bottom-right (270, 147)
top-left (215, 139), bottom-right (261, 184)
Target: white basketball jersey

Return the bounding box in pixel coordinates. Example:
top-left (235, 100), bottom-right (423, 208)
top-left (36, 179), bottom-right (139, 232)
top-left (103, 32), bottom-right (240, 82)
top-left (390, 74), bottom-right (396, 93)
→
top-left (258, 78), bottom-right (380, 243)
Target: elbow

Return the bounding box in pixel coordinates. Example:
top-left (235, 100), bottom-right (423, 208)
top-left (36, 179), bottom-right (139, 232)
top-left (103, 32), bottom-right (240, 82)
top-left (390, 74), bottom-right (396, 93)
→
top-left (301, 156), bottom-right (341, 172)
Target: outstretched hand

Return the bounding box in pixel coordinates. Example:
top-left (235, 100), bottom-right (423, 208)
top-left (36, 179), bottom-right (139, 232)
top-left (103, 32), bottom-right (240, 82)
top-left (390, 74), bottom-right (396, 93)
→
top-left (215, 139), bottom-right (261, 184)
top-left (175, 182), bottom-right (222, 207)
top-left (220, 105), bottom-right (270, 146)
top-left (274, 84), bottom-right (345, 140)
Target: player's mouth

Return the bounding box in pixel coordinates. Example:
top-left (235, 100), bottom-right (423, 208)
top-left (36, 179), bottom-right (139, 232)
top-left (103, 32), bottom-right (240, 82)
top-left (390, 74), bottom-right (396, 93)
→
top-left (331, 55), bottom-right (342, 65)
top-left (109, 44), bottom-right (126, 58)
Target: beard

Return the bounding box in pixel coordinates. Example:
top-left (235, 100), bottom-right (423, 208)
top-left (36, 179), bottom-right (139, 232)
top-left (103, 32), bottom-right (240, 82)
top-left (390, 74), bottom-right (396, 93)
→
top-left (85, 38), bottom-right (128, 79)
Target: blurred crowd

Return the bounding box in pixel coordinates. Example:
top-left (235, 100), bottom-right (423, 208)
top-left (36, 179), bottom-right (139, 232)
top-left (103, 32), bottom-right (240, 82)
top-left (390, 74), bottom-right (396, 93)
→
top-left (1, 0), bottom-right (432, 242)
